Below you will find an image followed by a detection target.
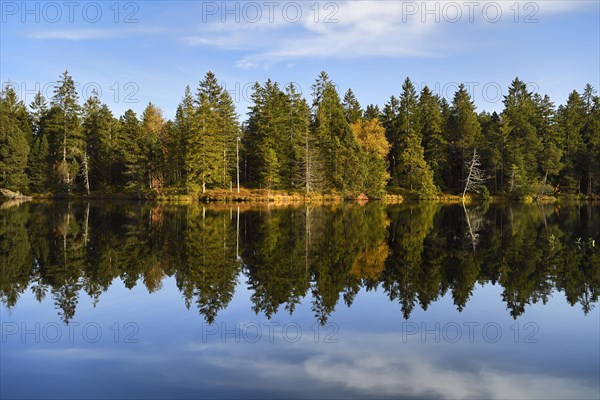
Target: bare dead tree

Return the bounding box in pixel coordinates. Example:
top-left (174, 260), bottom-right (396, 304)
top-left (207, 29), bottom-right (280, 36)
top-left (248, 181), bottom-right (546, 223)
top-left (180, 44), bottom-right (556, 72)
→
top-left (81, 151), bottom-right (90, 195)
top-left (462, 148), bottom-right (487, 202)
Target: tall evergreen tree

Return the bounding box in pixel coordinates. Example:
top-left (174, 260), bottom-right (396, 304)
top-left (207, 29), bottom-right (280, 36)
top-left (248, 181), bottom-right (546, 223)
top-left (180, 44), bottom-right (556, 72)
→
top-left (311, 72), bottom-right (363, 193)
top-left (171, 86), bottom-right (195, 188)
top-left (418, 87), bottom-right (446, 189)
top-left (556, 88), bottom-right (588, 194)
top-left (82, 90), bottom-right (116, 191)
top-left (392, 78), bottom-right (435, 195)
top-left (187, 72), bottom-right (226, 193)
top-left (27, 92), bottom-right (50, 191)
top-left (580, 86), bottom-right (600, 194)
top-left (120, 109), bottom-right (144, 193)
top-left (216, 90), bottom-right (240, 188)
top-left (285, 83), bottom-right (313, 192)
top-left (47, 70), bottom-right (83, 192)
top-left (502, 78), bottom-right (543, 196)
top-left (0, 86), bottom-right (31, 192)
top-left (343, 89), bottom-right (362, 124)
top-left (447, 84), bottom-right (482, 192)
top-left (364, 104), bottom-right (381, 120)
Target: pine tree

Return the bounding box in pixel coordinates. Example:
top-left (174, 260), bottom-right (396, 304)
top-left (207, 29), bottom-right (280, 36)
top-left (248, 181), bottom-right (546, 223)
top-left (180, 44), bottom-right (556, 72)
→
top-left (171, 86), bottom-right (195, 189)
top-left (48, 70), bottom-right (83, 192)
top-left (343, 89), bottom-right (362, 124)
top-left (120, 109), bottom-right (144, 193)
top-left (418, 86), bottom-right (446, 189)
top-left (502, 78), bottom-right (543, 195)
top-left (261, 147), bottom-right (279, 197)
top-left (311, 71), bottom-right (363, 194)
top-left (382, 95), bottom-right (401, 186)
top-left (581, 88), bottom-right (600, 194)
top-left (447, 84), bottom-right (482, 192)
top-left (363, 104), bottom-right (381, 120)
top-left (0, 86), bottom-right (31, 192)
top-left (392, 78), bottom-right (435, 195)
top-left (27, 91), bottom-right (50, 191)
top-left (285, 83), bottom-right (314, 192)
top-left (30, 91), bottom-right (48, 137)
top-left (82, 90), bottom-right (116, 191)
top-left (187, 72), bottom-right (225, 193)
top-left (27, 134), bottom-right (49, 192)
top-left (532, 93), bottom-right (562, 198)
top-left (216, 89), bottom-right (240, 189)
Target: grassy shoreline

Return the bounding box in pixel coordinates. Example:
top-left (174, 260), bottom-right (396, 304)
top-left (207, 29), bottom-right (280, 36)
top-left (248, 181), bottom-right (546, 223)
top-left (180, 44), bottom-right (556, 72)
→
top-left (3, 187), bottom-right (598, 205)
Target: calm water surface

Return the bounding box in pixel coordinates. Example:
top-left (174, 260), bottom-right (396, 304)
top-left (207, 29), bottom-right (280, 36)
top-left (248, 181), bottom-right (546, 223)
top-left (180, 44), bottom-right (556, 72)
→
top-left (1, 201), bottom-right (599, 399)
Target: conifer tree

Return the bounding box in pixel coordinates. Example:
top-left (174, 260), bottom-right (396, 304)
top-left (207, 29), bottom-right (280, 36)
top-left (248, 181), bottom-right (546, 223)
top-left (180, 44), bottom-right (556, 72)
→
top-left (311, 71), bottom-right (363, 193)
top-left (502, 78), bottom-right (543, 195)
top-left (48, 70), bottom-right (83, 192)
top-left (172, 86), bottom-right (195, 188)
top-left (392, 78), bottom-right (436, 195)
top-left (343, 89), bottom-right (362, 124)
top-left (187, 72), bottom-right (225, 193)
top-left (0, 86), bottom-right (31, 192)
top-left (447, 84), bottom-right (482, 192)
top-left (418, 86), bottom-right (446, 189)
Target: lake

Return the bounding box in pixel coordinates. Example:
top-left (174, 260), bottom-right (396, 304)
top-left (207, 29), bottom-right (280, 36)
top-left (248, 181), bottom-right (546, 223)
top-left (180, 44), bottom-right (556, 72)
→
top-left (1, 201), bottom-right (599, 399)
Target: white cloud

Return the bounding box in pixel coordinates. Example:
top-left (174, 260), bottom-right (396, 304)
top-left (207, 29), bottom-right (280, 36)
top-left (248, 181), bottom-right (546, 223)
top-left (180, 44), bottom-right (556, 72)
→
top-left (185, 0), bottom-right (594, 68)
top-left (26, 27), bottom-right (166, 41)
top-left (27, 29), bottom-right (118, 40)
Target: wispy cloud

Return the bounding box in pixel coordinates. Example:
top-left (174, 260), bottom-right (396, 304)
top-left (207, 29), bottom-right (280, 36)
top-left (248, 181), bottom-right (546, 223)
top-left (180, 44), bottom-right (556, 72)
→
top-left (26, 27), bottom-right (167, 41)
top-left (184, 0), bottom-right (593, 69)
top-left (27, 29), bottom-right (119, 40)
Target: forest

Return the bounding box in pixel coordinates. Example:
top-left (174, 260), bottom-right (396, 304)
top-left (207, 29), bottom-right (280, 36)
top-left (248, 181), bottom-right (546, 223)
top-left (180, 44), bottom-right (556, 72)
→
top-left (1, 70), bottom-right (599, 199)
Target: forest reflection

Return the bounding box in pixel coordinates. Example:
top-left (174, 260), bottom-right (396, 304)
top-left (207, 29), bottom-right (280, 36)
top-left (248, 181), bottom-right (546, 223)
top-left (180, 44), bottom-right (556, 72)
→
top-left (1, 201), bottom-right (598, 325)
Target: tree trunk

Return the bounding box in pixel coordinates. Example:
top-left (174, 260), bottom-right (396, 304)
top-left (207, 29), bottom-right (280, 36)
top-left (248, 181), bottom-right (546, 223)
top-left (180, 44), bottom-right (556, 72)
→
top-left (82, 151), bottom-right (90, 195)
top-left (534, 170), bottom-right (548, 202)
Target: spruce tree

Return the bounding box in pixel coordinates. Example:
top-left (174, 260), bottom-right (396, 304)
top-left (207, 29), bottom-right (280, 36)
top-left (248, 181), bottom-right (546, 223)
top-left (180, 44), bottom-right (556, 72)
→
top-left (0, 86), bottom-right (31, 192)
top-left (393, 78), bottom-right (435, 195)
top-left (187, 72), bottom-right (225, 193)
top-left (82, 90), bottom-right (116, 191)
top-left (343, 89), bottom-right (362, 124)
top-left (120, 109), bottom-right (144, 193)
top-left (27, 134), bottom-right (49, 192)
top-left (48, 70), bottom-right (83, 192)
top-left (502, 78), bottom-right (543, 195)
top-left (311, 71), bottom-right (363, 194)
top-left (418, 86), bottom-right (446, 189)
top-left (172, 86), bottom-right (195, 189)
top-left (447, 84), bottom-right (482, 192)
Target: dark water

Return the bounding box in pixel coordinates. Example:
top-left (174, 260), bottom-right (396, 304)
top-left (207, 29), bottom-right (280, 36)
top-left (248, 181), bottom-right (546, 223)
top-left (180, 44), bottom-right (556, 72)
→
top-left (1, 201), bottom-right (599, 399)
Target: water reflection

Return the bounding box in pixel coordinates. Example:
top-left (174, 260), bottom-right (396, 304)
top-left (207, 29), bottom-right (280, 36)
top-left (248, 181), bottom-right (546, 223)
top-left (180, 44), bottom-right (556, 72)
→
top-left (1, 201), bottom-right (598, 325)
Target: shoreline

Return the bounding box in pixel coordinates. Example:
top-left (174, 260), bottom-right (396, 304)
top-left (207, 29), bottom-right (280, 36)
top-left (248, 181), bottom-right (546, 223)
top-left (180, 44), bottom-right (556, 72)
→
top-left (3, 189), bottom-right (598, 205)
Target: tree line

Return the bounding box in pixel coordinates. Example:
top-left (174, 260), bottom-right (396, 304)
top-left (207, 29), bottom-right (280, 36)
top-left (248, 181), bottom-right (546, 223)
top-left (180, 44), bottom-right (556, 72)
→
top-left (1, 202), bottom-right (598, 324)
top-left (1, 70), bottom-right (599, 198)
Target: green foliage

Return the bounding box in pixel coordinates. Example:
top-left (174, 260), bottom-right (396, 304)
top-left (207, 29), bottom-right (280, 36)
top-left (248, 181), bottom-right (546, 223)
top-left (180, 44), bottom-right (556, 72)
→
top-left (1, 202), bottom-right (599, 323)
top-left (418, 86), bottom-right (446, 189)
top-left (447, 83), bottom-right (482, 192)
top-left (0, 70), bottom-right (598, 199)
top-left (0, 86), bottom-right (31, 192)
top-left (187, 72), bottom-right (239, 192)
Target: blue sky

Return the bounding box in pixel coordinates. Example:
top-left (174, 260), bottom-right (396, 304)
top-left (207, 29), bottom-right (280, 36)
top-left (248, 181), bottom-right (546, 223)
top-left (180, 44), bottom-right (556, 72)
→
top-left (1, 1), bottom-right (599, 120)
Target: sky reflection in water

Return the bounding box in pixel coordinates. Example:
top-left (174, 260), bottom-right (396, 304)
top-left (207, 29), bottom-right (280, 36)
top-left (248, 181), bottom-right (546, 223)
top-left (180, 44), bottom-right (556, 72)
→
top-left (1, 202), bottom-right (599, 399)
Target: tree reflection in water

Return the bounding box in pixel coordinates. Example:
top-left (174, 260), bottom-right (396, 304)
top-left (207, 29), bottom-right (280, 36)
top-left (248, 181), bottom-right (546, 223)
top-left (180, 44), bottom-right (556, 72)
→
top-left (1, 201), bottom-right (598, 325)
